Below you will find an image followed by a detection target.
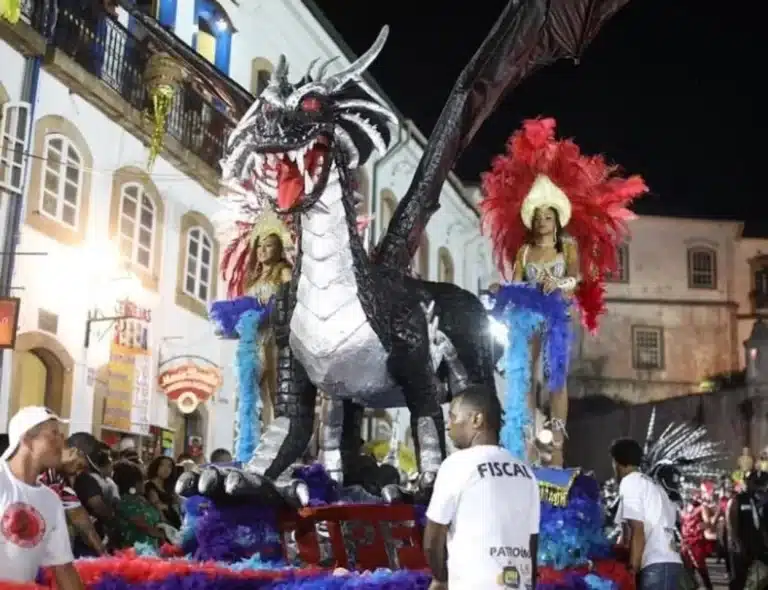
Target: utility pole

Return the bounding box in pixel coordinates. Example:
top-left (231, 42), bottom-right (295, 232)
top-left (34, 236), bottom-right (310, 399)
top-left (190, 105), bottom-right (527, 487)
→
top-left (0, 56), bottom-right (41, 429)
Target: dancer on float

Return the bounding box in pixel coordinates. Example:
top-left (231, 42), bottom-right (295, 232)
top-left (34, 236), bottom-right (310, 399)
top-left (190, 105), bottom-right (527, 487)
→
top-left (208, 209), bottom-right (294, 465)
top-left (481, 118), bottom-right (647, 466)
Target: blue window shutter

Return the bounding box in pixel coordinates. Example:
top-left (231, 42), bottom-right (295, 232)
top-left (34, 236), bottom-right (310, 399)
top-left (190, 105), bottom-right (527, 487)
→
top-left (157, 0), bottom-right (178, 30)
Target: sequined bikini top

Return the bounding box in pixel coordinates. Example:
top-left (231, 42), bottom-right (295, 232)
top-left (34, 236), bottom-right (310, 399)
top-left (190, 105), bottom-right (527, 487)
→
top-left (247, 263), bottom-right (291, 305)
top-left (521, 245), bottom-right (566, 283)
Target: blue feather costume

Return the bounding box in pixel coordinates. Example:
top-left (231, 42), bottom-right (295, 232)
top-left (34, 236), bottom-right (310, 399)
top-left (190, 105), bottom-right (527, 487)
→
top-left (491, 283), bottom-right (572, 460)
top-left (210, 296), bottom-right (272, 462)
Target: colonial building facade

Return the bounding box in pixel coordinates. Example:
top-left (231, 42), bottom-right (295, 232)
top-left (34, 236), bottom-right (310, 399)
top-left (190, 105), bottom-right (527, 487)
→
top-left (0, 0), bottom-right (493, 458)
top-left (569, 215), bottom-right (748, 403)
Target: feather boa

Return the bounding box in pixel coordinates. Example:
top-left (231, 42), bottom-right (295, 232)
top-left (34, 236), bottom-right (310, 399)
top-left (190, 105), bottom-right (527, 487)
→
top-left (22, 556), bottom-right (633, 590)
top-left (209, 296), bottom-right (271, 462)
top-left (494, 284), bottom-right (572, 459)
top-left (481, 118), bottom-right (647, 332)
top-left (235, 304), bottom-right (270, 462)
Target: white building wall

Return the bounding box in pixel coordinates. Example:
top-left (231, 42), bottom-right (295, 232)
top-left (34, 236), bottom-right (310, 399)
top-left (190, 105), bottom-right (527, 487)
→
top-left (0, 63), bottom-right (237, 454)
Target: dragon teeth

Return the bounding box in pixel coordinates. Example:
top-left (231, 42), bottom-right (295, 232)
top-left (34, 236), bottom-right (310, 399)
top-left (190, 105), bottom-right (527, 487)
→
top-left (303, 170), bottom-right (314, 194)
top-left (296, 148), bottom-right (306, 175)
top-left (254, 177), bottom-right (278, 197)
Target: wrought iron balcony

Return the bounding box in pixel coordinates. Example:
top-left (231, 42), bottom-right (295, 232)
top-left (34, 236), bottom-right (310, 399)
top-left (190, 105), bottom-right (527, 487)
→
top-left (18, 0), bottom-right (237, 174)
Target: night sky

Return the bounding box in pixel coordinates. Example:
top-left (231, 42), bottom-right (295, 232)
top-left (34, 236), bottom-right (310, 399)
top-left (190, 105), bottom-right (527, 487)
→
top-left (313, 2), bottom-right (760, 229)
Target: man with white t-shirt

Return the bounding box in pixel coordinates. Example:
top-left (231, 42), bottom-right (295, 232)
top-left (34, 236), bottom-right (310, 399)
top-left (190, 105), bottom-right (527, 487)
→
top-left (611, 438), bottom-right (682, 590)
top-left (424, 385), bottom-right (539, 590)
top-left (0, 406), bottom-right (84, 589)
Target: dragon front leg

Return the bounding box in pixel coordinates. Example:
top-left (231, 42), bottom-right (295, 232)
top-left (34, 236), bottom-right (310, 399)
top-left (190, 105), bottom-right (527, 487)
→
top-left (190, 284), bottom-right (318, 507)
top-left (386, 303), bottom-right (447, 503)
top-left (317, 396), bottom-right (365, 486)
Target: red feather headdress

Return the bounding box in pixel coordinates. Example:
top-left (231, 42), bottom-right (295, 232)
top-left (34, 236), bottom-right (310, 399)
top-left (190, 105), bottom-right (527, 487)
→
top-left (481, 118), bottom-right (647, 332)
top-left (219, 183), bottom-right (373, 299)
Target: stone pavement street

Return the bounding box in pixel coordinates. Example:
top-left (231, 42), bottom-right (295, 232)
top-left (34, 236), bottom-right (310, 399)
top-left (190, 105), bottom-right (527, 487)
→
top-left (707, 558), bottom-right (729, 589)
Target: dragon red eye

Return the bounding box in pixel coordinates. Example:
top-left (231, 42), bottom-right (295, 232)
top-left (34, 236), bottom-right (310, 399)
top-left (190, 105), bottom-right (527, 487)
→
top-left (301, 97), bottom-right (322, 112)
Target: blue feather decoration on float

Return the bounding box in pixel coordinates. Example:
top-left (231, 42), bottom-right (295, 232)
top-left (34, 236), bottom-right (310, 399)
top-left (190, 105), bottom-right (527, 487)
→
top-left (209, 296), bottom-right (271, 463)
top-left (491, 283), bottom-right (572, 459)
top-left (534, 467), bottom-right (612, 569)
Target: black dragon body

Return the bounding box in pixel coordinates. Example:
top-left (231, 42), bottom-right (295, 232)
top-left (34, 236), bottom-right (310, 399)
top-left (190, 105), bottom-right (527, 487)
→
top-left (177, 0), bottom-right (636, 506)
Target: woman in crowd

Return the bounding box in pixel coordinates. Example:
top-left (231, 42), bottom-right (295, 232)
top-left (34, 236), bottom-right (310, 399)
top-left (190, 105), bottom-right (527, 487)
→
top-left (681, 482), bottom-right (717, 590)
top-left (145, 455), bottom-right (181, 528)
top-left (112, 460), bottom-right (166, 549)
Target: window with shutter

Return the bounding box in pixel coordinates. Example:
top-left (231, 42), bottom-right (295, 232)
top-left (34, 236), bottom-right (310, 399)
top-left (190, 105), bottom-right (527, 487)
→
top-left (0, 101), bottom-right (32, 194)
top-left (184, 226), bottom-right (213, 304)
top-left (38, 134), bottom-right (83, 228)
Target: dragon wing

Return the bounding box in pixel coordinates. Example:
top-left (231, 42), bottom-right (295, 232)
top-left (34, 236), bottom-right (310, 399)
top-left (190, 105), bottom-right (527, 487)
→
top-left (374, 0), bottom-right (634, 271)
top-left (373, 0), bottom-right (551, 269)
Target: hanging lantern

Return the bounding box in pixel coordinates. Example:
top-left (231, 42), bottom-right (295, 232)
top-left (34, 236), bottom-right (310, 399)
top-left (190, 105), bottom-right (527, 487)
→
top-left (143, 52), bottom-right (185, 169)
top-left (0, 0), bottom-right (21, 24)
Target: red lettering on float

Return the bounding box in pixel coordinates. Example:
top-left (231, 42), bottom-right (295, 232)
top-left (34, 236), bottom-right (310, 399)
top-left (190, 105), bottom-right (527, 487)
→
top-left (278, 504), bottom-right (427, 571)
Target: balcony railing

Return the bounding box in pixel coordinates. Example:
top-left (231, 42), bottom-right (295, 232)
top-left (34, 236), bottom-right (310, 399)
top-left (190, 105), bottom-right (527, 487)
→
top-left (19, 0), bottom-right (234, 172)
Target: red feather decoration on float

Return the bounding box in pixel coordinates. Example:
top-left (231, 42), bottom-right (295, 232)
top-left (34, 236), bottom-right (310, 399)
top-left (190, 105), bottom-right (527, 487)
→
top-left (481, 118), bottom-right (647, 332)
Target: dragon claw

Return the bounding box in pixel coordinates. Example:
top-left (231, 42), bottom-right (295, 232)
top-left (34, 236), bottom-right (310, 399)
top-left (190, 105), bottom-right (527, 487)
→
top-left (175, 471), bottom-right (200, 498)
top-left (381, 484), bottom-right (411, 505)
top-left (381, 471), bottom-right (437, 506)
top-left (197, 466), bottom-right (224, 496)
top-left (222, 469), bottom-right (308, 508)
top-left (178, 466), bottom-right (308, 509)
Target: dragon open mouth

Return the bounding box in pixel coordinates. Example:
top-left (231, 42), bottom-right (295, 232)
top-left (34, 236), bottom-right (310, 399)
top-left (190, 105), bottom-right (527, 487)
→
top-left (252, 137), bottom-right (330, 211)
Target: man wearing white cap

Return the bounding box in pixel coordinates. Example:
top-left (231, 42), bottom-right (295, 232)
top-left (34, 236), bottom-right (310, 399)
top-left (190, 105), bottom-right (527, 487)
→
top-left (0, 406), bottom-right (84, 589)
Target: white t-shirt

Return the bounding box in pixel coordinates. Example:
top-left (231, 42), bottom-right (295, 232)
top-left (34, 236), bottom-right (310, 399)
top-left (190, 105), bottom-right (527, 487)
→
top-left (617, 471), bottom-right (682, 569)
top-left (0, 460), bottom-right (74, 582)
top-left (426, 445), bottom-right (540, 590)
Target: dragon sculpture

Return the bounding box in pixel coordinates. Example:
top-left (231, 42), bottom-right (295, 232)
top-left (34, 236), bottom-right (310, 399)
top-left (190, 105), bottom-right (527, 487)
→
top-left (178, 0), bottom-right (635, 505)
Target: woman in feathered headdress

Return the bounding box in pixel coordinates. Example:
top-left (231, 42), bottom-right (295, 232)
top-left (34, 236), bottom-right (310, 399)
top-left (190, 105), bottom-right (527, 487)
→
top-left (481, 118), bottom-right (647, 467)
top-left (211, 208), bottom-right (295, 461)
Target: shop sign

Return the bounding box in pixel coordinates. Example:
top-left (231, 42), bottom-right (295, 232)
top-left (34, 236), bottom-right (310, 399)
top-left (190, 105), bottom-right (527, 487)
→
top-left (157, 356), bottom-right (222, 414)
top-left (0, 297), bottom-right (20, 349)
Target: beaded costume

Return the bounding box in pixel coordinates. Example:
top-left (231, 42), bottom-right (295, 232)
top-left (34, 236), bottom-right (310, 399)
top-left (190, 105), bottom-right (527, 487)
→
top-left (482, 118), bottom-right (647, 463)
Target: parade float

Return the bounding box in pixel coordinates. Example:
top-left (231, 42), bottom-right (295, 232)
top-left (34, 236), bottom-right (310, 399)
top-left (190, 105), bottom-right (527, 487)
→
top-left (1, 1), bottom-right (652, 589)
top-left (18, 463), bottom-right (636, 590)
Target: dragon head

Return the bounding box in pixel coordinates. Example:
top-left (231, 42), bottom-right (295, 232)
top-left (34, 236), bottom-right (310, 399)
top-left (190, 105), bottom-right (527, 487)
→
top-left (222, 27), bottom-right (396, 215)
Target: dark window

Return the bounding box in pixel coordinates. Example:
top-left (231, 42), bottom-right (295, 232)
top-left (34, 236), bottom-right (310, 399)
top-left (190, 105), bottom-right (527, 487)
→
top-left (632, 326), bottom-right (664, 370)
top-left (687, 247), bottom-right (717, 289)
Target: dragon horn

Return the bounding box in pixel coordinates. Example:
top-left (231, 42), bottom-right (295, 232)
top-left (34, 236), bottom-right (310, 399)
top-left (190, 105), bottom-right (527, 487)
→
top-left (316, 56), bottom-right (340, 81)
top-left (304, 57), bottom-right (320, 81)
top-left (272, 55), bottom-right (289, 85)
top-left (324, 26), bottom-right (389, 92)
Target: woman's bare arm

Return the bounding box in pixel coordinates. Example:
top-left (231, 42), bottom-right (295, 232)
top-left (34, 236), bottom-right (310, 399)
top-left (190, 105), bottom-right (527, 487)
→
top-left (67, 506), bottom-right (107, 555)
top-left (146, 487), bottom-right (169, 512)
